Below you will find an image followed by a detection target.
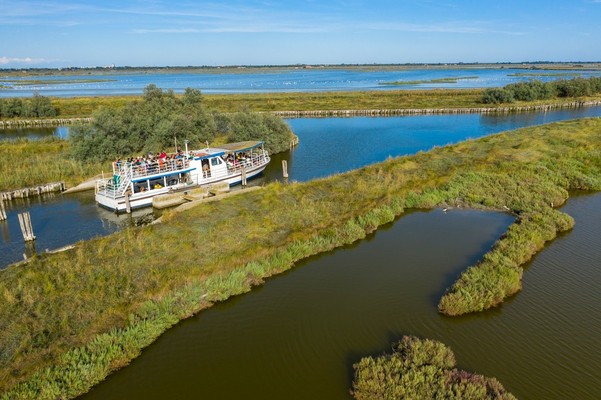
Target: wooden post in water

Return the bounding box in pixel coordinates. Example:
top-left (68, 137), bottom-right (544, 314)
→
top-left (241, 165), bottom-right (247, 187)
top-left (282, 160), bottom-right (289, 180)
top-left (17, 212), bottom-right (35, 242)
top-left (0, 198), bottom-right (6, 221)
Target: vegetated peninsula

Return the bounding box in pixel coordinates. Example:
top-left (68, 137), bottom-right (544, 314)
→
top-left (1, 117), bottom-right (600, 399)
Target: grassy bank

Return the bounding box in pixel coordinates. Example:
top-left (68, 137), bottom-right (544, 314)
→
top-left (0, 138), bottom-right (105, 192)
top-left (1, 118), bottom-right (601, 398)
top-left (352, 335), bottom-right (516, 399)
top-left (38, 90), bottom-right (601, 118)
top-left (43, 89), bottom-right (485, 118)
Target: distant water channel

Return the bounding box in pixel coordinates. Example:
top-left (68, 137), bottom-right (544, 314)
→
top-left (81, 192), bottom-right (601, 400)
top-left (1, 106), bottom-right (601, 268)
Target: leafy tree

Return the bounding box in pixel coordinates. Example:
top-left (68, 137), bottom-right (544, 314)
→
top-left (0, 98), bottom-right (23, 117)
top-left (30, 93), bottom-right (58, 117)
top-left (69, 84), bottom-right (295, 161)
top-left (482, 88), bottom-right (515, 104)
top-left (554, 77), bottom-right (592, 97)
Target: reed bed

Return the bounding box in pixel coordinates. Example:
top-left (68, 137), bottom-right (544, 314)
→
top-left (352, 335), bottom-right (516, 399)
top-left (6, 89), bottom-right (601, 120)
top-left (1, 118), bottom-right (601, 398)
top-left (0, 138), bottom-right (105, 192)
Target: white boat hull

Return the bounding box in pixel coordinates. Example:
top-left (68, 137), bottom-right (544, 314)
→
top-left (96, 162), bottom-right (267, 213)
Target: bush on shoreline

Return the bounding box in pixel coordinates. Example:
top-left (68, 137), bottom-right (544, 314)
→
top-left (352, 336), bottom-right (516, 399)
top-left (0, 94), bottom-right (57, 119)
top-left (482, 76), bottom-right (601, 104)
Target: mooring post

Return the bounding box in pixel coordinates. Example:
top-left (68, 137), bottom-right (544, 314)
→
top-left (241, 165), bottom-right (247, 187)
top-left (17, 212), bottom-right (35, 242)
top-left (282, 160), bottom-right (289, 180)
top-left (124, 190), bottom-right (132, 214)
top-left (0, 198), bottom-right (6, 221)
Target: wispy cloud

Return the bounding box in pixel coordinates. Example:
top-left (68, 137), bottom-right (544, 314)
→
top-left (0, 56), bottom-right (51, 65)
top-left (362, 21), bottom-right (526, 35)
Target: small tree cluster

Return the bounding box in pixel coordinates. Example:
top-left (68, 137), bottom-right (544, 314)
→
top-left (69, 84), bottom-right (295, 162)
top-left (0, 94), bottom-right (58, 118)
top-left (482, 76), bottom-right (601, 104)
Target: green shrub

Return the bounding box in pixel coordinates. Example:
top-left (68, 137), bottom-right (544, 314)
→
top-left (351, 336), bottom-right (516, 400)
top-left (69, 84), bottom-right (296, 162)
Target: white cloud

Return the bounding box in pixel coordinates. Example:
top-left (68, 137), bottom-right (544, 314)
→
top-left (0, 57), bottom-right (50, 65)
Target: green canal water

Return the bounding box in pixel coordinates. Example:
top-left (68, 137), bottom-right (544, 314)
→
top-left (78, 192), bottom-right (601, 399)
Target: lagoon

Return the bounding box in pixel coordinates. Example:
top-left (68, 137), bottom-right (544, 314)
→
top-left (2, 67), bottom-right (601, 98)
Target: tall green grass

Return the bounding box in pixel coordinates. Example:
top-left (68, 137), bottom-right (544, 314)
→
top-left (0, 138), bottom-right (106, 191)
top-left (1, 118), bottom-right (601, 398)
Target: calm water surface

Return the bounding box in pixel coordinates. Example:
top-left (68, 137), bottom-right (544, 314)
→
top-left (0, 126), bottom-right (68, 141)
top-left (81, 192), bottom-right (601, 399)
top-left (264, 106), bottom-right (601, 182)
top-left (2, 68), bottom-right (601, 97)
top-left (0, 193), bottom-right (154, 267)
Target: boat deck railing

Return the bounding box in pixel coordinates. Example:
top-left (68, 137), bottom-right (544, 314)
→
top-left (127, 158), bottom-right (191, 179)
top-left (200, 153), bottom-right (270, 182)
top-left (97, 158), bottom-right (192, 199)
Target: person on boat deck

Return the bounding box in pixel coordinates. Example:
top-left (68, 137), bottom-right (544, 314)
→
top-left (202, 160), bottom-right (210, 177)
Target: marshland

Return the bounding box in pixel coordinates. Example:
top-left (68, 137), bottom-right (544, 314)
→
top-left (2, 70), bottom-right (601, 399)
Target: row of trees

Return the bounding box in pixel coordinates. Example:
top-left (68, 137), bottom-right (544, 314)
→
top-left (69, 84), bottom-right (295, 161)
top-left (482, 76), bottom-right (601, 104)
top-left (0, 94), bottom-right (58, 118)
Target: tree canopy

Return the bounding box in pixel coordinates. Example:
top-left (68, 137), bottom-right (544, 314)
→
top-left (69, 84), bottom-right (296, 161)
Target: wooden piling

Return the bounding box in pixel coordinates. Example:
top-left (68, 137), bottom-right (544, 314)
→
top-left (0, 198), bottom-right (6, 221)
top-left (17, 212), bottom-right (35, 241)
top-left (282, 160), bottom-right (289, 179)
top-left (241, 165), bottom-right (247, 187)
top-left (124, 191), bottom-right (132, 214)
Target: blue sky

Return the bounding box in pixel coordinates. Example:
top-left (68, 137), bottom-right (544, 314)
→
top-left (1, 0), bottom-right (600, 68)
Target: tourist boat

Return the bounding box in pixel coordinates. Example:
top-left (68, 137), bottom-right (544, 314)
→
top-left (95, 140), bottom-right (270, 212)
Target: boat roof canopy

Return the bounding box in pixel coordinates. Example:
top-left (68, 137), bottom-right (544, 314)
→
top-left (219, 140), bottom-right (264, 153)
top-left (192, 141), bottom-right (265, 160)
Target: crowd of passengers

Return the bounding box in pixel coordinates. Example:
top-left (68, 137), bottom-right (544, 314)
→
top-left (114, 150), bottom-right (188, 177)
top-left (115, 149), bottom-right (261, 177)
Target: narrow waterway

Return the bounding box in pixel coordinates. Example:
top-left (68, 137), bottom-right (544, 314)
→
top-left (79, 192), bottom-right (601, 399)
top-left (264, 107), bottom-right (601, 182)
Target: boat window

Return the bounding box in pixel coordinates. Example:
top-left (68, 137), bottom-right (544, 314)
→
top-left (211, 157), bottom-right (222, 166)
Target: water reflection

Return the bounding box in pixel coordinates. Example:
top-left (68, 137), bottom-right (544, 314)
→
top-left (0, 125), bottom-right (68, 141)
